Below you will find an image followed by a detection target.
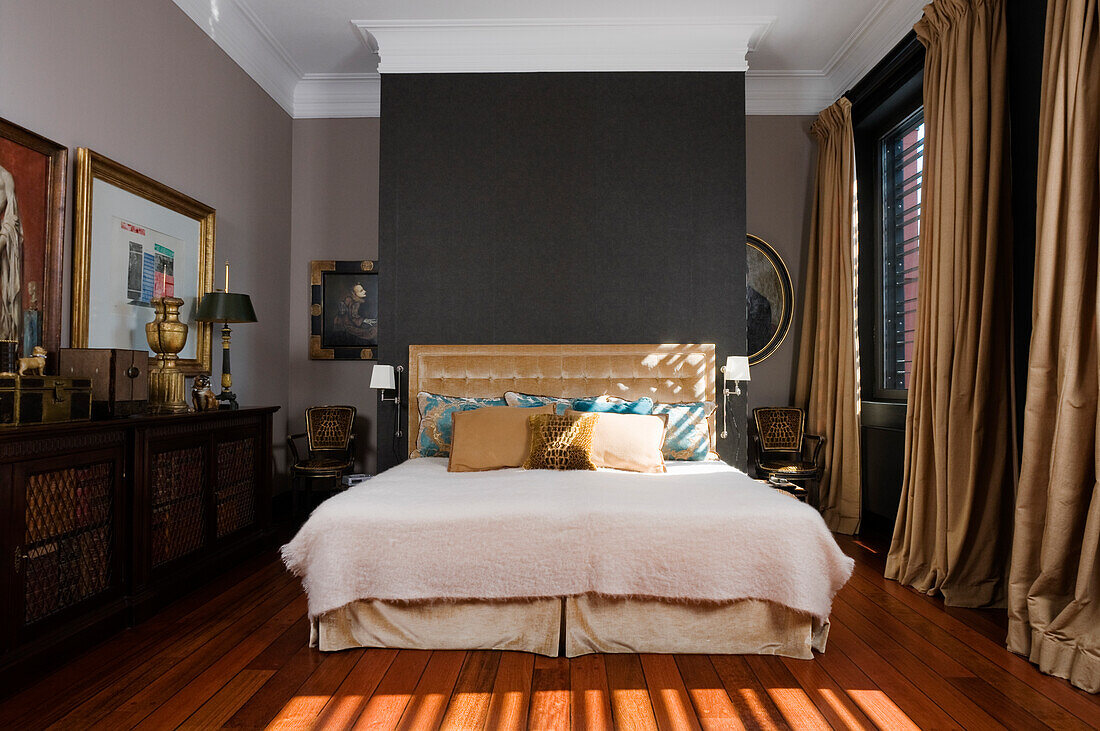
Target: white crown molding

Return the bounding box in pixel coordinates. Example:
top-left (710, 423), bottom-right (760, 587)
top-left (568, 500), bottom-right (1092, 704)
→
top-left (171, 0), bottom-right (300, 116)
top-left (172, 1), bottom-right (925, 117)
top-left (354, 18), bottom-right (776, 74)
top-left (744, 72), bottom-right (836, 116)
top-left (295, 74), bottom-right (382, 118)
top-left (744, 0), bottom-right (926, 115)
top-left (823, 0), bottom-right (927, 97)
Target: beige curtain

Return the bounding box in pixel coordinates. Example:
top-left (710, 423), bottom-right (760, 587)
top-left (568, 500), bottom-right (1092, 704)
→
top-left (884, 0), bottom-right (1016, 608)
top-left (1007, 0), bottom-right (1100, 695)
top-left (794, 97), bottom-right (861, 535)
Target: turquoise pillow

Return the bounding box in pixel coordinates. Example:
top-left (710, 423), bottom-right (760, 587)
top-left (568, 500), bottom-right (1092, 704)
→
top-left (503, 391), bottom-right (573, 415)
top-left (652, 401), bottom-right (714, 460)
top-left (414, 393), bottom-right (508, 457)
top-left (571, 395), bottom-right (655, 415)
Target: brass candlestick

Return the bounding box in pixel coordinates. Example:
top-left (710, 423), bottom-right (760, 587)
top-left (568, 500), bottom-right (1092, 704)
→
top-left (146, 296), bottom-right (190, 414)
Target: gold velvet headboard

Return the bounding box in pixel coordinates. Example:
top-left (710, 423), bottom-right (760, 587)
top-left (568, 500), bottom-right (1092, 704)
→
top-left (407, 344), bottom-right (716, 455)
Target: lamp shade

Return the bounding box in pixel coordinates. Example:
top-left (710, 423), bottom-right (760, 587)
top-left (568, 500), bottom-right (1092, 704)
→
top-left (193, 292), bottom-right (257, 323)
top-left (370, 364), bottom-right (396, 390)
top-left (723, 355), bottom-right (751, 381)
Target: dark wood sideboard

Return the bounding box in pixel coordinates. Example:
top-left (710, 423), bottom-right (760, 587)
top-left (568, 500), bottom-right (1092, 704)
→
top-left (0, 406), bottom-right (278, 692)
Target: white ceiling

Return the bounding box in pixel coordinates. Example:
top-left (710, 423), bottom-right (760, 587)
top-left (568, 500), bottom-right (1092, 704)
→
top-left (172, 0), bottom-right (926, 117)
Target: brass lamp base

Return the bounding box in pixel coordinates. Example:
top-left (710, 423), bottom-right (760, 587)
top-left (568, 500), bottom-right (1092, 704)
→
top-left (148, 359), bottom-right (190, 414)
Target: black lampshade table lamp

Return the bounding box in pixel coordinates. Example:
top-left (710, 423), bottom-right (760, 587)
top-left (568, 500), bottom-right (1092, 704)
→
top-left (194, 264), bottom-right (257, 410)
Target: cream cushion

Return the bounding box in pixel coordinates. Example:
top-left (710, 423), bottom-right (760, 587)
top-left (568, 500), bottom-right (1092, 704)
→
top-left (566, 410), bottom-right (667, 473)
top-left (448, 405), bottom-right (553, 472)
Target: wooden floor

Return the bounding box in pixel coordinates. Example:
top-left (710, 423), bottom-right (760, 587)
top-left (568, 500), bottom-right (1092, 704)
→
top-left (1, 535), bottom-right (1098, 730)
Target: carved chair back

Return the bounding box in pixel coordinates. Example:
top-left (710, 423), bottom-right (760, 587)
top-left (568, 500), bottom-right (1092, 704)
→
top-left (753, 407), bottom-right (805, 454)
top-left (304, 405), bottom-right (356, 455)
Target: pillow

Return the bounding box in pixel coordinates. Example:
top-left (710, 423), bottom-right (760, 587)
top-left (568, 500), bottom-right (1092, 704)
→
top-left (522, 413), bottom-right (599, 471)
top-left (413, 392), bottom-right (508, 457)
top-left (651, 401), bottom-right (716, 460)
top-left (503, 391), bottom-right (574, 415)
top-left (571, 395), bottom-right (655, 415)
top-left (565, 410), bottom-right (667, 473)
top-left (448, 405), bottom-right (553, 472)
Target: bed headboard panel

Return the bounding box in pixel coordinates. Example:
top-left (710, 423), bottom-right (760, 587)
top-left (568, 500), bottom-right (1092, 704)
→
top-left (407, 344), bottom-right (716, 455)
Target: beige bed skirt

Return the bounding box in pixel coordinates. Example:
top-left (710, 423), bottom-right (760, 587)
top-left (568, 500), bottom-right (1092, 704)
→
top-left (312, 596), bottom-right (829, 660)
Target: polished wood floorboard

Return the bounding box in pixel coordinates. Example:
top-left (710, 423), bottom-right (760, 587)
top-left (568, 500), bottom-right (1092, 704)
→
top-left (2, 536), bottom-right (1098, 730)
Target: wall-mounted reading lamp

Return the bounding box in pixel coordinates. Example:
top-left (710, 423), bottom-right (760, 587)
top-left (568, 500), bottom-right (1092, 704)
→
top-left (370, 364), bottom-right (406, 457)
top-left (720, 355), bottom-right (751, 440)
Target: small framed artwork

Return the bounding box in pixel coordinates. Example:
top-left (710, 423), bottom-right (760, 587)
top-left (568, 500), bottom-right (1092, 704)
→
top-left (746, 234), bottom-right (794, 365)
top-left (309, 260), bottom-right (378, 360)
top-left (71, 148), bottom-right (215, 375)
top-left (0, 116), bottom-right (67, 361)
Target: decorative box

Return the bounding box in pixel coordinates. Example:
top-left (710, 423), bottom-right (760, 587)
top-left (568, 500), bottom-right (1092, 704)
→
top-left (0, 375), bottom-right (93, 426)
top-left (58, 348), bottom-right (149, 418)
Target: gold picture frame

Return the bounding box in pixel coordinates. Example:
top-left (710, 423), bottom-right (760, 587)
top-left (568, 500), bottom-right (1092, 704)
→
top-left (309, 260), bottom-right (377, 360)
top-left (71, 149), bottom-right (215, 374)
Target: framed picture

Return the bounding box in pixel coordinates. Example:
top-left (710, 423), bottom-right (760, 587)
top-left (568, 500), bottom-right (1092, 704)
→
top-left (746, 234), bottom-right (794, 365)
top-left (0, 117), bottom-right (67, 361)
top-left (310, 260), bottom-right (377, 360)
top-left (71, 149), bottom-right (215, 375)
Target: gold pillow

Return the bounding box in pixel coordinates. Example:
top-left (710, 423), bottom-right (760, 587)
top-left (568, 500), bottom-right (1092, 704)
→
top-left (448, 405), bottom-right (554, 472)
top-left (565, 410), bottom-right (668, 473)
top-left (522, 413), bottom-right (599, 471)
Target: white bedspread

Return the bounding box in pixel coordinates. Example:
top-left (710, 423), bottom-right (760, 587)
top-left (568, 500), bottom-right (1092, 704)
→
top-left (281, 458), bottom-right (854, 621)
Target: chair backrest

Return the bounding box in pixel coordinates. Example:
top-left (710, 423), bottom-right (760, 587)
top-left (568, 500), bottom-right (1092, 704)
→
top-left (305, 405), bottom-right (356, 453)
top-left (753, 407), bottom-right (805, 453)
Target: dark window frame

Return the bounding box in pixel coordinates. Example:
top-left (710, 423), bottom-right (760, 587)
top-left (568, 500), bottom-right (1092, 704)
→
top-left (850, 33), bottom-right (925, 404)
top-left (880, 107), bottom-right (924, 393)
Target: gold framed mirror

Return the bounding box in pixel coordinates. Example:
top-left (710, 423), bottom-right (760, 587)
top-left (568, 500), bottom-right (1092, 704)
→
top-left (746, 234), bottom-right (794, 365)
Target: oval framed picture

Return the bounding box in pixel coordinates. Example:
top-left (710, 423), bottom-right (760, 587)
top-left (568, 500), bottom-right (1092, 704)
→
top-left (746, 234), bottom-right (794, 365)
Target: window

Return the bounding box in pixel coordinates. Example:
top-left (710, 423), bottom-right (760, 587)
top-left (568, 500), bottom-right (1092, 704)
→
top-left (852, 32), bottom-right (924, 403)
top-left (880, 109), bottom-right (924, 391)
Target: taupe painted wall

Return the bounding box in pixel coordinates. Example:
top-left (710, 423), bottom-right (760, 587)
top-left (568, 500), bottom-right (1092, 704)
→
top-left (0, 0), bottom-right (293, 469)
top-left (745, 116), bottom-right (817, 412)
top-left (289, 119), bottom-right (380, 475)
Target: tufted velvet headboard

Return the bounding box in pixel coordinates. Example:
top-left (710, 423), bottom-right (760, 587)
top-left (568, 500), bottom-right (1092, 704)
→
top-left (407, 344), bottom-right (716, 456)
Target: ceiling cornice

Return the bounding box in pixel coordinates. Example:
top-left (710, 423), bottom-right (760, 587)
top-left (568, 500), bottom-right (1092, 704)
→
top-left (745, 0), bottom-right (926, 115)
top-left (354, 18), bottom-right (775, 74)
top-left (173, 0), bottom-right (927, 118)
top-left (295, 74), bottom-right (382, 118)
top-left (744, 72), bottom-right (836, 116)
top-left (171, 0), bottom-right (299, 116)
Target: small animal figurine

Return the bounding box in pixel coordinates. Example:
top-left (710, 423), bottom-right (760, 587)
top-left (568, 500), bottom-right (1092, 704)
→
top-left (17, 346), bottom-right (47, 376)
top-left (191, 374), bottom-right (219, 412)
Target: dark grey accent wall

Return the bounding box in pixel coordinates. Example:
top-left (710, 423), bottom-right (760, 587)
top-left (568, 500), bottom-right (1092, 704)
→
top-left (378, 72), bottom-right (747, 471)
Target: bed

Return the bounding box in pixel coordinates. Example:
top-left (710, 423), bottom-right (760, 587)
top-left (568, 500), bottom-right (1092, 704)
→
top-left (282, 344), bottom-right (853, 659)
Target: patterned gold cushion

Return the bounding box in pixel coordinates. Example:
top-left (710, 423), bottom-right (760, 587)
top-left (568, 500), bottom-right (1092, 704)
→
top-left (523, 413), bottom-right (599, 471)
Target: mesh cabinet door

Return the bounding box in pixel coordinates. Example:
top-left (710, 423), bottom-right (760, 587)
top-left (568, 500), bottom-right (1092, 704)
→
top-left (12, 448), bottom-right (125, 637)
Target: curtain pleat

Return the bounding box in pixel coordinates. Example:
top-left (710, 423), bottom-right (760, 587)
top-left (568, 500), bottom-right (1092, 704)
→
top-left (794, 97), bottom-right (861, 535)
top-left (884, 0), bottom-right (1016, 607)
top-left (1007, 0), bottom-right (1100, 695)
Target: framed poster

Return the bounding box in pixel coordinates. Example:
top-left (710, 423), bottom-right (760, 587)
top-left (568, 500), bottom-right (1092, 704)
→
top-left (71, 149), bottom-right (214, 374)
top-left (0, 117), bottom-right (67, 361)
top-left (309, 260), bottom-right (377, 360)
top-left (746, 234), bottom-right (794, 365)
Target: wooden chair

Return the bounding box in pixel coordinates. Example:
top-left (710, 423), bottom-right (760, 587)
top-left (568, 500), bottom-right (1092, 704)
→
top-left (750, 407), bottom-right (826, 506)
top-left (287, 405), bottom-right (356, 517)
